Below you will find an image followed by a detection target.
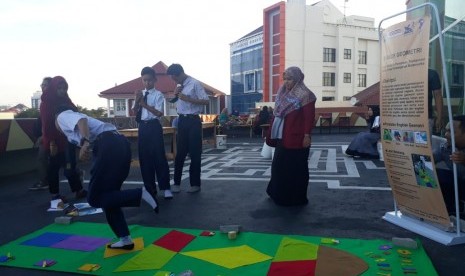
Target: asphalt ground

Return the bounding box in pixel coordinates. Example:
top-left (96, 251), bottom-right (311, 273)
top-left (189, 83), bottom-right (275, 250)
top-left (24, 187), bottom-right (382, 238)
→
top-left (0, 132), bottom-right (464, 275)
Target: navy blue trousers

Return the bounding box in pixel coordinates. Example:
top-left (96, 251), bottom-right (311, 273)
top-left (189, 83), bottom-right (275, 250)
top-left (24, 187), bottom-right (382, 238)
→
top-left (88, 132), bottom-right (141, 238)
top-left (48, 142), bottom-right (83, 194)
top-left (174, 115), bottom-right (202, 187)
top-left (138, 119), bottom-right (170, 194)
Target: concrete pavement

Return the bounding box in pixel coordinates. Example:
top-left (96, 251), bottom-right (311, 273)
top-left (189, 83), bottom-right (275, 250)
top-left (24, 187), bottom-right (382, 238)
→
top-left (0, 133), bottom-right (463, 275)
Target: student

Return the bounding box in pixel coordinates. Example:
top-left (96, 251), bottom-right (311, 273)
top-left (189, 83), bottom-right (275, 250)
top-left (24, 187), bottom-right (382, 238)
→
top-left (55, 107), bottom-right (158, 250)
top-left (29, 77), bottom-right (52, 191)
top-left (40, 76), bottom-right (86, 201)
top-left (133, 67), bottom-right (172, 199)
top-left (166, 64), bottom-right (209, 193)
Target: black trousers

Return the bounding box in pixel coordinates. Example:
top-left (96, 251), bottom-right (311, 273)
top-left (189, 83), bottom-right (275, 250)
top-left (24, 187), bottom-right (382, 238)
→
top-left (437, 168), bottom-right (464, 214)
top-left (138, 119), bottom-right (170, 194)
top-left (48, 143), bottom-right (83, 195)
top-left (88, 131), bottom-right (142, 238)
top-left (174, 115), bottom-right (202, 187)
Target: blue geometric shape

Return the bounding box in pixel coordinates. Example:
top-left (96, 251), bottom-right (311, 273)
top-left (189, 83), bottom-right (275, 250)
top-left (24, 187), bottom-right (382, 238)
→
top-left (21, 232), bottom-right (73, 247)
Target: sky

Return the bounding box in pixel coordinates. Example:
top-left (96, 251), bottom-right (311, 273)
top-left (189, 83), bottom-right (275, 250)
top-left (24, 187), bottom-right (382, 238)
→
top-left (0, 0), bottom-right (406, 109)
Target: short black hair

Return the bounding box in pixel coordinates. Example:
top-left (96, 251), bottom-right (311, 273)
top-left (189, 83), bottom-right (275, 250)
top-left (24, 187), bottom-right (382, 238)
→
top-left (141, 67), bottom-right (156, 77)
top-left (166, 64), bottom-right (184, 76)
top-left (42, 77), bottom-right (52, 83)
top-left (453, 115), bottom-right (465, 133)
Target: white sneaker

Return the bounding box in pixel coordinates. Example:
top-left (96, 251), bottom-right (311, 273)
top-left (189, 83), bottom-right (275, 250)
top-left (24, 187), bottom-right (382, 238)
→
top-left (171, 185), bottom-right (181, 193)
top-left (164, 190), bottom-right (173, 199)
top-left (187, 186), bottom-right (201, 193)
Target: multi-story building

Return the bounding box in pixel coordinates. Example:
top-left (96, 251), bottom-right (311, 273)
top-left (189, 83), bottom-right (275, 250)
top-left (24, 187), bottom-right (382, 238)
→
top-left (230, 27), bottom-right (264, 114)
top-left (263, 0), bottom-right (380, 106)
top-left (30, 91), bottom-right (41, 110)
top-left (407, 0), bottom-right (465, 114)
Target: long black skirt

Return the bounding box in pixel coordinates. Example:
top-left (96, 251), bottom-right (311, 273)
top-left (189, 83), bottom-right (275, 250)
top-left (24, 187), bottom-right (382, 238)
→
top-left (267, 145), bottom-right (310, 206)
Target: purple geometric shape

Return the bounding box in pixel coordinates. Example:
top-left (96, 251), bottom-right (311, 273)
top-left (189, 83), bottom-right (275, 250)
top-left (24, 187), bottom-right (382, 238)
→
top-left (21, 232), bottom-right (73, 247)
top-left (51, 235), bottom-right (111, 252)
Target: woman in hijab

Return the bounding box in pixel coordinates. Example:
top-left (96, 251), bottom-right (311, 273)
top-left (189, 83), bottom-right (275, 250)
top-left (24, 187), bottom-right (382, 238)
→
top-left (345, 105), bottom-right (381, 159)
top-left (266, 67), bottom-right (316, 206)
top-left (40, 76), bottom-right (87, 202)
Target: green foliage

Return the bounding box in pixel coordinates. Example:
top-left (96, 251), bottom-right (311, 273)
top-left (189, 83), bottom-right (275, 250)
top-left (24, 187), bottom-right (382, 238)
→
top-left (76, 105), bottom-right (107, 118)
top-left (14, 108), bottom-right (40, 118)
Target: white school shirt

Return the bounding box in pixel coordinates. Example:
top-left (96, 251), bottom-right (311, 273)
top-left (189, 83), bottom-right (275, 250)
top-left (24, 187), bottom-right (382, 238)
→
top-left (56, 110), bottom-right (116, 146)
top-left (141, 88), bottom-right (165, 120)
top-left (176, 76), bottom-right (208, 115)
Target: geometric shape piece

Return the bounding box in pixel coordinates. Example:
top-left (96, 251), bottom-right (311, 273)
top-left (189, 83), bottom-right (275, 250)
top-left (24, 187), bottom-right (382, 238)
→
top-left (181, 245), bottom-right (272, 269)
top-left (314, 245), bottom-right (368, 276)
top-left (51, 235), bottom-right (111, 251)
top-left (273, 237), bottom-right (318, 262)
top-left (78, 263), bottom-right (101, 272)
top-left (267, 260), bottom-right (316, 276)
top-left (153, 230), bottom-right (196, 252)
top-left (20, 232), bottom-right (73, 247)
top-left (34, 259), bottom-right (57, 267)
top-left (104, 237), bottom-right (144, 258)
top-left (6, 120), bottom-right (34, 151)
top-left (114, 244), bottom-right (176, 272)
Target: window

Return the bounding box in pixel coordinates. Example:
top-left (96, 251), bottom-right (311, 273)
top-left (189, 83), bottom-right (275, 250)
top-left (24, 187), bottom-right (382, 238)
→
top-left (255, 70), bottom-right (263, 91)
top-left (358, 74), bottom-right (367, 87)
top-left (343, 73), bottom-right (351, 83)
top-left (322, 72), bottom-right (336, 86)
top-left (343, 96), bottom-right (352, 101)
top-left (358, 51), bottom-right (367, 64)
top-left (114, 99), bottom-right (126, 112)
top-left (452, 63), bottom-right (464, 85)
top-left (322, 96), bottom-right (335, 101)
top-left (344, 49), bottom-right (351, 59)
top-left (244, 72), bottom-right (255, 92)
top-left (323, 48), bottom-right (336, 62)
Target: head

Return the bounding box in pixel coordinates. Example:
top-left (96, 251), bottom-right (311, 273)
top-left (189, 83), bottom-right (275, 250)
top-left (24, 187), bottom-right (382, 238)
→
top-left (262, 106), bottom-right (268, 112)
top-left (282, 67), bottom-right (304, 91)
top-left (46, 76), bottom-right (69, 98)
top-left (445, 115), bottom-right (465, 149)
top-left (166, 63), bottom-right (186, 84)
top-left (141, 66), bottom-right (157, 90)
top-left (41, 77), bottom-right (52, 93)
top-left (367, 105), bottom-right (380, 117)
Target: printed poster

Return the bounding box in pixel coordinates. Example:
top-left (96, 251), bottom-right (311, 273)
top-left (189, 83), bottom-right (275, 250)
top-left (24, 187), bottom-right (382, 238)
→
top-left (380, 16), bottom-right (450, 227)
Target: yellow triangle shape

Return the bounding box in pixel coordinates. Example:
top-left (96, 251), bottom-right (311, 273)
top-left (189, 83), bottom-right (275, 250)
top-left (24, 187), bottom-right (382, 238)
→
top-left (6, 120), bottom-right (34, 151)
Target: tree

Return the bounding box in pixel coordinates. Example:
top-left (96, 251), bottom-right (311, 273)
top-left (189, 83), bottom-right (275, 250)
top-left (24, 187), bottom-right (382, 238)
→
top-left (14, 108), bottom-right (40, 118)
top-left (76, 105), bottom-right (107, 118)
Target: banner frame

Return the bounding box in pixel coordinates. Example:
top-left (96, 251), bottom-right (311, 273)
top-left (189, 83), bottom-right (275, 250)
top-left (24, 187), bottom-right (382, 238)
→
top-left (378, 2), bottom-right (465, 245)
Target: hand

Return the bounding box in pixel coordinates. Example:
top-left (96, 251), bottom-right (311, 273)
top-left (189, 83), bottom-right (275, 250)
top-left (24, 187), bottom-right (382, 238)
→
top-left (178, 93), bottom-right (188, 101)
top-left (79, 143), bottom-right (92, 162)
top-left (450, 151), bottom-right (465, 165)
top-left (50, 143), bottom-right (58, 156)
top-left (302, 135), bottom-right (311, 148)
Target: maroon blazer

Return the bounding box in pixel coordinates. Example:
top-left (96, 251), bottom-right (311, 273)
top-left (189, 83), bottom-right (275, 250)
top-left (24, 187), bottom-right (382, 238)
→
top-left (266, 101), bottom-right (316, 149)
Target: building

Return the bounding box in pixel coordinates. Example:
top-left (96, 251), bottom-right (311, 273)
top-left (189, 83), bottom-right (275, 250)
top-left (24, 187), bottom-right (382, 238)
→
top-left (98, 61), bottom-right (226, 117)
top-left (230, 27), bottom-right (264, 114)
top-left (31, 91), bottom-right (41, 110)
top-left (262, 0), bottom-right (380, 107)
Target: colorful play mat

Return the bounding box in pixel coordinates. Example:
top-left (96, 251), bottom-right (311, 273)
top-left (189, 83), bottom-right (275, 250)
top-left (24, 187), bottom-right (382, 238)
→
top-left (0, 222), bottom-right (437, 275)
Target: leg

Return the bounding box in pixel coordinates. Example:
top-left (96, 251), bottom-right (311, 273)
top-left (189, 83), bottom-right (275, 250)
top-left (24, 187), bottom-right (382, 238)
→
top-left (188, 117), bottom-right (202, 187)
top-left (138, 124), bottom-right (157, 195)
top-left (152, 121), bottom-right (171, 191)
top-left (64, 142), bottom-right (84, 193)
top-left (173, 118), bottom-right (189, 186)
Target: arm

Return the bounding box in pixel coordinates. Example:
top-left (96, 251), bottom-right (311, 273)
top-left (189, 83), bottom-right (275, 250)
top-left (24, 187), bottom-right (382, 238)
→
top-left (140, 100), bottom-right (164, 117)
top-left (76, 118), bottom-right (92, 162)
top-left (132, 90), bottom-right (143, 113)
top-left (178, 81), bottom-right (209, 105)
top-left (433, 89), bottom-right (443, 132)
top-left (302, 102), bottom-right (316, 148)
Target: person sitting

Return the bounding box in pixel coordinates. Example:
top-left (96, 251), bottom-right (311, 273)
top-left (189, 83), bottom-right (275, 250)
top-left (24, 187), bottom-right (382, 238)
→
top-left (434, 115), bottom-right (465, 216)
top-left (254, 106), bottom-right (271, 135)
top-left (345, 105), bottom-right (381, 159)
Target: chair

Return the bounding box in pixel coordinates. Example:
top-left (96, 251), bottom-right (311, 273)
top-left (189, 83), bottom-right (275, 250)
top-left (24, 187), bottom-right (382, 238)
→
top-left (338, 113), bottom-right (351, 133)
top-left (319, 113), bottom-right (332, 134)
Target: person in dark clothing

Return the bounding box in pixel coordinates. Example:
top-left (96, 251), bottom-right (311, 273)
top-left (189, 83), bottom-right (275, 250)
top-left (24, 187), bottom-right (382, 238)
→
top-left (345, 105), bottom-right (381, 159)
top-left (253, 106), bottom-right (271, 135)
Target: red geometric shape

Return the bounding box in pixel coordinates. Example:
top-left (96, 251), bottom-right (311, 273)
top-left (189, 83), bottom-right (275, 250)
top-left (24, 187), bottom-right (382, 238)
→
top-left (267, 260), bottom-right (316, 276)
top-left (153, 230), bottom-right (196, 252)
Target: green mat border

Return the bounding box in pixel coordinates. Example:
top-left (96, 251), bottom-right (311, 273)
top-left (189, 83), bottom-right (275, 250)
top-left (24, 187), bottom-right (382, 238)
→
top-left (0, 222), bottom-right (438, 275)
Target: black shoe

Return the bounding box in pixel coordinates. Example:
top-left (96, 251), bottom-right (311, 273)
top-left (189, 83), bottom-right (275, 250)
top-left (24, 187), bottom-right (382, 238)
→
top-left (107, 243), bottom-right (134, 250)
top-left (29, 182), bottom-right (49, 191)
